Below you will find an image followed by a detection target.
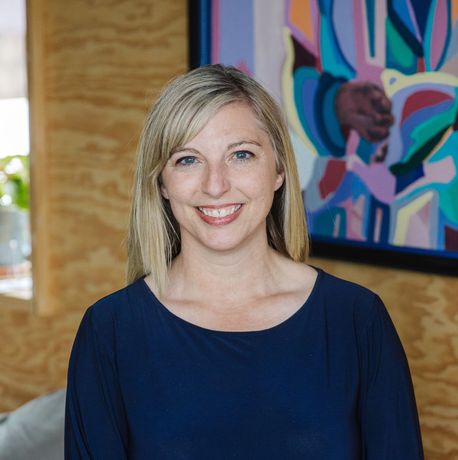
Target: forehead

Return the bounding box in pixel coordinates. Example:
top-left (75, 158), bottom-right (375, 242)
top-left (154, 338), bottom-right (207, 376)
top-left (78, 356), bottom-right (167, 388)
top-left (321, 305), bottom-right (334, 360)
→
top-left (183, 102), bottom-right (269, 148)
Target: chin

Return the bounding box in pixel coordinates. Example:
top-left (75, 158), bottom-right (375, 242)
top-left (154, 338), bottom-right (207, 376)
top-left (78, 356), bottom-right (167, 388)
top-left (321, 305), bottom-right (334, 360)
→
top-left (194, 230), bottom-right (250, 251)
top-left (200, 239), bottom-right (243, 253)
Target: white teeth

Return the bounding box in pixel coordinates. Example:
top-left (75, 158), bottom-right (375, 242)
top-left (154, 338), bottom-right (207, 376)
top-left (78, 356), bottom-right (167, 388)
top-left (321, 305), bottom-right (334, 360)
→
top-left (198, 204), bottom-right (242, 218)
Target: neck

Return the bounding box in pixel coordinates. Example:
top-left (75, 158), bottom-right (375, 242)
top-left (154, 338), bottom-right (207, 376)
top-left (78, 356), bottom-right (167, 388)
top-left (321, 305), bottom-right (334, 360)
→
top-left (165, 234), bottom-right (283, 307)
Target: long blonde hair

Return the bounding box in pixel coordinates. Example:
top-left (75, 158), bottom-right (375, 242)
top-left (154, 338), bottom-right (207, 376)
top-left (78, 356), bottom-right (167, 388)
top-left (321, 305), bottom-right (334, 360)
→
top-left (126, 64), bottom-right (309, 295)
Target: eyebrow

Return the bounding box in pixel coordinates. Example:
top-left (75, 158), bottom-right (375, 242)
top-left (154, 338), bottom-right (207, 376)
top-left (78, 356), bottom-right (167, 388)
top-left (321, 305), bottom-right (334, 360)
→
top-left (172, 139), bottom-right (262, 156)
top-left (227, 140), bottom-right (262, 149)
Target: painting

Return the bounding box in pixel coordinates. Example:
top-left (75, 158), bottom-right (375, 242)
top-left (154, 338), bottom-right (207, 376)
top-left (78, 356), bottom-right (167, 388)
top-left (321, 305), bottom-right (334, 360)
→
top-left (189, 0), bottom-right (458, 272)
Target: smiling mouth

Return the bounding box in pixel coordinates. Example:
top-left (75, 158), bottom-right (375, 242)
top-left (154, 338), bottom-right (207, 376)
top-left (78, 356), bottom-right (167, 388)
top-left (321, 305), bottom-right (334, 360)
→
top-left (197, 204), bottom-right (243, 218)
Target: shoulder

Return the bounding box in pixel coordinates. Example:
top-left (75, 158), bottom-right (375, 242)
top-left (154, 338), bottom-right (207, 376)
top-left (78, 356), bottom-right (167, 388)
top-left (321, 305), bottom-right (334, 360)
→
top-left (79, 278), bottom-right (144, 338)
top-left (318, 268), bottom-right (375, 300)
top-left (316, 267), bottom-right (384, 329)
top-left (87, 284), bottom-right (129, 320)
top-left (69, 278), bottom-right (150, 367)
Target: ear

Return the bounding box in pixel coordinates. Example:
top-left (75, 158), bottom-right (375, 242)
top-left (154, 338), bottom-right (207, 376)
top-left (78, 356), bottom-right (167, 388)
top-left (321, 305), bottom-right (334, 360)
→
top-left (160, 184), bottom-right (169, 200)
top-left (159, 178), bottom-right (169, 200)
top-left (274, 170), bottom-right (285, 191)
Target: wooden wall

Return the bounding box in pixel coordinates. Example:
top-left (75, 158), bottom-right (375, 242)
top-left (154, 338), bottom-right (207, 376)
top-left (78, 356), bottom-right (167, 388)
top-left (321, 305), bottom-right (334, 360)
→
top-left (0, 1), bottom-right (456, 458)
top-left (27, 0), bottom-right (187, 314)
top-left (0, 0), bottom-right (186, 411)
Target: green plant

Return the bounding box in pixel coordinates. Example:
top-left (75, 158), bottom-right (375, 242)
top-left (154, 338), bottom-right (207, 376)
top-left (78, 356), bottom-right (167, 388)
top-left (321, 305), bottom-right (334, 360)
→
top-left (0, 154), bottom-right (29, 210)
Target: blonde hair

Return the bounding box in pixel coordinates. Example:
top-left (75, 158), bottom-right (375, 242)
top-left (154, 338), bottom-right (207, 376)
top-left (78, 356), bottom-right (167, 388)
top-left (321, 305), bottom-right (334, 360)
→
top-left (126, 64), bottom-right (309, 295)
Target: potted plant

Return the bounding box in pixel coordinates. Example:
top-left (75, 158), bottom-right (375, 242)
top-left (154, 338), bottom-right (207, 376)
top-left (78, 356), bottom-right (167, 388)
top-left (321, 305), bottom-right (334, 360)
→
top-left (0, 154), bottom-right (30, 269)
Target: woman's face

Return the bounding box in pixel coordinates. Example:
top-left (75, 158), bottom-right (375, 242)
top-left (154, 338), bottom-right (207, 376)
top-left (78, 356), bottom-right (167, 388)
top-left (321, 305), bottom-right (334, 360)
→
top-left (159, 102), bottom-right (284, 254)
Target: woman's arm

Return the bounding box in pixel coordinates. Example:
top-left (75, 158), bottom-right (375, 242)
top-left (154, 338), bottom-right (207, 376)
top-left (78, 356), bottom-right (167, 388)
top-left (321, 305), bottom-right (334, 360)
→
top-left (65, 306), bottom-right (128, 459)
top-left (358, 295), bottom-right (424, 459)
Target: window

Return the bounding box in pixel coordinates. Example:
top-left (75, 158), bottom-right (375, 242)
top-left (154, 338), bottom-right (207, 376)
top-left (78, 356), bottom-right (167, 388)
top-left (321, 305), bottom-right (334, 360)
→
top-left (0, 0), bottom-right (32, 303)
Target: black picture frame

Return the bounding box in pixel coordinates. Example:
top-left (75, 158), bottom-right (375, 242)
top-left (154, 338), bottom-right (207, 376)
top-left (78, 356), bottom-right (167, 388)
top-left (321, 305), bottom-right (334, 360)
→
top-left (187, 0), bottom-right (458, 276)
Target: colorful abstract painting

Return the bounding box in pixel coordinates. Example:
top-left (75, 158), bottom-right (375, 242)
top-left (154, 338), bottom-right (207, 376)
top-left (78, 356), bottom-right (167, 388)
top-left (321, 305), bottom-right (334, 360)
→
top-left (191, 0), bottom-right (458, 267)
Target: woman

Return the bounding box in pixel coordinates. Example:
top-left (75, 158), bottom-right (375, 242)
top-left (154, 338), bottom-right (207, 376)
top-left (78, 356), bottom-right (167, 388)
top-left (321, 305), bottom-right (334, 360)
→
top-left (65, 64), bottom-right (424, 459)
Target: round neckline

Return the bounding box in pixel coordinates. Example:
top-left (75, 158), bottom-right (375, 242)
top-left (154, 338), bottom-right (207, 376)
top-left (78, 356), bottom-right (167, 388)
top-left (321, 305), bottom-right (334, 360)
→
top-left (137, 266), bottom-right (323, 336)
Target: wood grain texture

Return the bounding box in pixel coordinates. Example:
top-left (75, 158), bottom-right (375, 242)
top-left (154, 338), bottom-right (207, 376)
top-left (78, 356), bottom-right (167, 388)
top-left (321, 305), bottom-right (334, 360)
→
top-left (1, 1), bottom-right (455, 459)
top-left (27, 0), bottom-right (53, 315)
top-left (2, 0), bottom-right (187, 409)
top-left (28, 0), bottom-right (187, 314)
top-left (0, 308), bottom-right (79, 411)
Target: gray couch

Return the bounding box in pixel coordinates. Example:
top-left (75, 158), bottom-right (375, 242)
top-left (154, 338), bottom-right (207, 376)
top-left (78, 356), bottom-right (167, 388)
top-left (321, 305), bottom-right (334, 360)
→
top-left (0, 389), bottom-right (65, 460)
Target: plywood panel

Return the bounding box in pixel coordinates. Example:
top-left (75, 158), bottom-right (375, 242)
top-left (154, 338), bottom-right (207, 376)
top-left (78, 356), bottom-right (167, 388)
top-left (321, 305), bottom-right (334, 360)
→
top-left (0, 308), bottom-right (79, 411)
top-left (28, 0), bottom-right (187, 314)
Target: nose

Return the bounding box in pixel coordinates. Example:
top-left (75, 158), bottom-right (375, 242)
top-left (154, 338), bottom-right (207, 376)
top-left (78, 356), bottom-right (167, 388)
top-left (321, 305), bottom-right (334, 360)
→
top-left (201, 161), bottom-right (230, 198)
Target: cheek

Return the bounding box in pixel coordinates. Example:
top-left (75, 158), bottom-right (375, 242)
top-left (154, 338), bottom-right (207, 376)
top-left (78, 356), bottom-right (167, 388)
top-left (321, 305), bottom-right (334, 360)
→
top-left (248, 168), bottom-right (281, 194)
top-left (162, 173), bottom-right (200, 202)
top-left (237, 174), bottom-right (277, 209)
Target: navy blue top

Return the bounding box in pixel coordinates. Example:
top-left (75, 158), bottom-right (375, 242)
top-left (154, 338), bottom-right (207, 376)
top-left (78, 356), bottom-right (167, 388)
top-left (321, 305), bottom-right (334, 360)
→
top-left (65, 268), bottom-right (424, 459)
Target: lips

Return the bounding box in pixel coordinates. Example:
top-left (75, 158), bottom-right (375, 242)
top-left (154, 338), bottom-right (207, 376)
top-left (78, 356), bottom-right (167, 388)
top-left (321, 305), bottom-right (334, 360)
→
top-left (197, 204), bottom-right (242, 217)
top-left (195, 203), bottom-right (244, 226)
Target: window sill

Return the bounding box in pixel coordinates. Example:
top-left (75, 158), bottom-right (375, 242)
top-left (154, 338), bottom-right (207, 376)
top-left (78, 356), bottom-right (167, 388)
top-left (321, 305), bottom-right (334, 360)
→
top-left (0, 292), bottom-right (32, 310)
top-left (0, 273), bottom-right (32, 310)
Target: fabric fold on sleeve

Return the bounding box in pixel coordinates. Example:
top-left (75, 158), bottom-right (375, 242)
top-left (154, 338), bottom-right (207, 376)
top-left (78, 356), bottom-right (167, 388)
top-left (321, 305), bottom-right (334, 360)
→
top-left (358, 294), bottom-right (424, 459)
top-left (65, 306), bottom-right (128, 459)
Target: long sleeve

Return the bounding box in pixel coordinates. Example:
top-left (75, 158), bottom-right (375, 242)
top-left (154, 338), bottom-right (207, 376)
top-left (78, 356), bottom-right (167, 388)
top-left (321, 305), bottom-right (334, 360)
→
top-left (65, 306), bottom-right (128, 459)
top-left (358, 295), bottom-right (424, 459)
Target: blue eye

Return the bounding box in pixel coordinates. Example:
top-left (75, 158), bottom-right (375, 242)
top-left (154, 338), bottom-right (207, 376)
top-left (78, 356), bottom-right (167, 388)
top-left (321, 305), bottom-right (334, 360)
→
top-left (176, 156), bottom-right (197, 166)
top-left (234, 150), bottom-right (253, 161)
